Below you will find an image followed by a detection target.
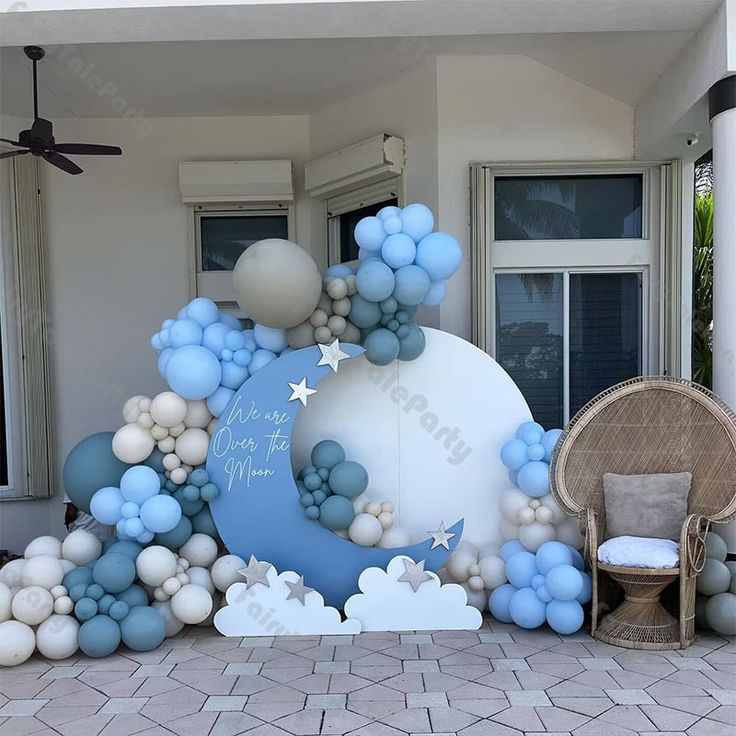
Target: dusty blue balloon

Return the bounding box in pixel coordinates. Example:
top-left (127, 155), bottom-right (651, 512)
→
top-left (541, 428), bottom-right (563, 462)
top-left (517, 461), bottom-right (550, 497)
top-left (328, 461), bottom-right (369, 499)
top-left (697, 559), bottom-right (731, 595)
top-left (546, 599), bottom-right (584, 634)
top-left (169, 318), bottom-right (203, 348)
top-left (382, 233), bottom-right (416, 270)
top-left (97, 594), bottom-right (116, 615)
top-left (120, 465), bottom-right (160, 505)
top-left (70, 584), bottom-right (88, 602)
top-left (188, 468), bottom-right (209, 488)
top-left (63, 432), bottom-right (131, 514)
top-left (93, 552), bottom-right (136, 594)
top-left (354, 216), bottom-right (387, 252)
top-left (90, 486), bottom-right (125, 525)
top-left (185, 297), bottom-right (219, 328)
top-left (191, 506), bottom-right (218, 536)
top-left (488, 583), bottom-right (516, 623)
top-left (120, 606), bottom-right (167, 652)
top-left (397, 324), bottom-right (426, 361)
top-left (392, 265), bottom-right (431, 306)
top-left (253, 324), bottom-right (288, 353)
top-left (207, 385), bottom-right (235, 417)
top-left (106, 541), bottom-right (143, 561)
top-left (535, 541), bottom-right (573, 575)
top-left (501, 437), bottom-right (529, 469)
top-left (165, 345), bottom-right (222, 400)
top-left (349, 295), bottom-right (382, 328)
top-left (705, 532), bottom-right (728, 563)
top-left (200, 483), bottom-right (219, 502)
top-left (63, 565), bottom-right (94, 591)
top-left (545, 564), bottom-right (584, 601)
top-left (509, 587), bottom-right (547, 628)
top-left (86, 584), bottom-right (104, 601)
top-left (318, 495), bottom-right (355, 531)
top-left (423, 280), bottom-right (447, 306)
top-left (506, 551), bottom-right (538, 589)
top-left (357, 260), bottom-right (396, 303)
top-left (500, 540), bottom-right (525, 562)
top-left (155, 515), bottom-right (193, 549)
top-left (116, 584), bottom-right (149, 608)
top-left (399, 203), bottom-right (434, 243)
top-left (74, 597), bottom-right (98, 621)
top-left (311, 440), bottom-right (345, 470)
top-left (140, 494), bottom-right (182, 533)
top-left (78, 615), bottom-right (121, 658)
top-left (108, 601), bottom-right (130, 622)
top-left (174, 488), bottom-right (204, 517)
top-left (414, 232), bottom-right (462, 280)
top-left (364, 328), bottom-right (400, 366)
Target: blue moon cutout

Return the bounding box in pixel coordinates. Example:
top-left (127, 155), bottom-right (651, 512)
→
top-left (206, 343), bottom-right (463, 608)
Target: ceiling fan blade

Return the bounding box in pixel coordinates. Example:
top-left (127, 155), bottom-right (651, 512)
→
top-left (0, 150), bottom-right (30, 160)
top-left (54, 143), bottom-right (122, 156)
top-left (0, 138), bottom-right (22, 147)
top-left (43, 151), bottom-right (82, 175)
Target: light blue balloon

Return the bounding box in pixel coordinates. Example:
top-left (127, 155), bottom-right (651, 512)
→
top-left (318, 495), bottom-right (355, 531)
top-left (207, 385), bottom-right (235, 417)
top-left (165, 345), bottom-right (222, 400)
top-left (219, 313), bottom-right (243, 331)
top-left (364, 328), bottom-right (400, 366)
top-left (157, 347), bottom-right (174, 378)
top-left (536, 584), bottom-right (553, 603)
top-left (220, 361), bottom-right (250, 390)
top-left (325, 264), bottom-right (354, 279)
top-left (354, 216), bottom-right (386, 252)
top-left (399, 203), bottom-right (434, 243)
top-left (382, 233), bottom-right (416, 270)
top-left (531, 574), bottom-right (545, 590)
top-left (527, 443), bottom-right (545, 462)
top-left (155, 515), bottom-right (193, 549)
top-left (397, 324), bottom-right (426, 362)
top-left (383, 215), bottom-right (402, 235)
top-left (92, 552), bottom-right (136, 594)
top-left (541, 428), bottom-right (563, 462)
top-left (169, 318), bottom-right (203, 348)
top-left (535, 541), bottom-right (573, 575)
top-left (185, 297), bottom-right (219, 328)
top-left (488, 583), bottom-right (516, 623)
top-left (357, 260), bottom-right (396, 303)
top-left (311, 440), bottom-right (346, 470)
top-left (328, 461), bottom-right (369, 498)
top-left (509, 587), bottom-right (547, 629)
top-left (116, 584), bottom-right (149, 608)
top-left (570, 548), bottom-right (585, 572)
top-left (120, 465), bottom-right (161, 505)
top-left (254, 324), bottom-right (288, 353)
top-left (545, 564), bottom-right (584, 601)
top-left (78, 615), bottom-right (121, 658)
top-left (136, 530), bottom-right (154, 544)
top-left (515, 421), bottom-right (545, 440)
top-left (249, 349), bottom-right (277, 374)
top-left (115, 519), bottom-right (129, 539)
top-left (546, 599), bottom-right (584, 635)
top-left (500, 439), bottom-right (529, 472)
top-left (349, 295), bottom-right (382, 328)
top-left (414, 232), bottom-right (462, 280)
top-left (106, 541), bottom-right (143, 561)
top-left (377, 205), bottom-right (402, 222)
top-left (202, 322), bottom-right (230, 354)
top-left (90, 486), bottom-right (125, 525)
top-left (120, 501), bottom-right (139, 520)
top-left (500, 540), bottom-right (526, 562)
top-left (225, 330), bottom-right (245, 352)
top-left (151, 332), bottom-right (164, 351)
top-left (120, 606), bottom-right (166, 652)
top-left (392, 265), bottom-right (431, 306)
top-left (577, 572), bottom-right (593, 605)
top-left (140, 494), bottom-right (182, 533)
top-left (517, 461), bottom-right (550, 497)
top-left (423, 280), bottom-right (447, 307)
top-left (506, 551), bottom-right (539, 589)
top-left (191, 505), bottom-right (219, 536)
top-left (75, 597), bottom-right (98, 621)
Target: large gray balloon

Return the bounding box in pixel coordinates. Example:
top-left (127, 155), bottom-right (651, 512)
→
top-left (234, 239), bottom-right (322, 328)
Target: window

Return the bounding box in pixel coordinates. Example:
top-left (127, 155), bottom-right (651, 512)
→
top-left (471, 162), bottom-right (679, 426)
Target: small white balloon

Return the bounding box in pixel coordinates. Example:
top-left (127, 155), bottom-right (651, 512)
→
top-left (169, 423), bottom-right (186, 438)
top-left (170, 584), bottom-right (213, 624)
top-left (12, 585), bottom-right (54, 625)
top-left (468, 575), bottom-right (485, 592)
top-left (163, 453), bottom-right (181, 471)
top-left (179, 534), bottom-right (218, 568)
top-left (36, 614), bottom-right (79, 660)
top-left (170, 467), bottom-right (188, 485)
top-left (62, 529), bottom-right (102, 566)
top-left (150, 391), bottom-right (188, 428)
top-left (207, 418), bottom-right (218, 435)
top-left (113, 423), bottom-right (155, 464)
top-left (377, 511), bottom-right (394, 530)
top-left (151, 424), bottom-right (169, 441)
top-left (365, 501), bottom-right (381, 516)
top-left (446, 549), bottom-right (477, 583)
top-left (21, 555), bottom-right (64, 589)
top-left (326, 278), bottom-right (348, 300)
top-left (137, 412), bottom-right (154, 429)
top-left (152, 600), bottom-right (185, 637)
top-left (468, 563), bottom-right (481, 577)
top-left (348, 513), bottom-right (384, 546)
top-left (479, 555), bottom-right (507, 590)
top-left (138, 397), bottom-right (151, 412)
top-left (0, 620), bottom-right (36, 667)
top-left (540, 493), bottom-right (565, 524)
top-left (158, 436), bottom-right (176, 453)
top-left (122, 395), bottom-right (147, 423)
top-left (176, 572), bottom-right (190, 585)
top-left (50, 585), bottom-right (67, 600)
top-left (0, 583), bottom-right (11, 622)
top-left (210, 554), bottom-right (246, 592)
top-left (175, 428), bottom-right (210, 466)
top-left (154, 587), bottom-right (168, 602)
top-left (53, 596), bottom-right (74, 615)
top-left (380, 502), bottom-right (394, 513)
top-left (24, 536), bottom-right (62, 559)
top-left (518, 507), bottom-right (536, 525)
top-left (535, 506), bottom-right (554, 524)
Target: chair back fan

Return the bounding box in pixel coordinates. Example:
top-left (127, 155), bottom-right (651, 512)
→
top-left (550, 377), bottom-right (736, 529)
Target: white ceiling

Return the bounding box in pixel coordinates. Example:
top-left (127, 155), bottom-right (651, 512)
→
top-left (0, 31), bottom-right (694, 119)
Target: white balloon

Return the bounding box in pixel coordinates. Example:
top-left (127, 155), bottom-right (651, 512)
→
top-left (446, 549), bottom-right (477, 583)
top-left (54, 596), bottom-right (74, 615)
top-left (50, 585), bottom-right (67, 600)
top-left (158, 436), bottom-right (176, 453)
top-left (36, 614), bottom-right (79, 659)
top-left (461, 583), bottom-right (488, 612)
top-left (151, 424), bottom-right (169, 441)
top-left (24, 535), bottom-right (62, 559)
top-left (535, 506), bottom-right (554, 524)
top-left (62, 529), bottom-right (102, 566)
top-left (184, 399), bottom-right (212, 429)
top-left (376, 527), bottom-right (413, 548)
top-left (152, 600), bottom-right (185, 637)
top-left (499, 518), bottom-right (520, 541)
top-left (169, 423), bottom-right (186, 438)
top-left (175, 428), bottom-right (210, 466)
top-left (162, 577), bottom-right (182, 597)
top-left (137, 412), bottom-right (155, 430)
top-left (163, 453), bottom-right (181, 471)
top-left (518, 521), bottom-right (557, 552)
top-left (479, 555), bottom-right (507, 590)
top-left (136, 546), bottom-right (178, 587)
top-left (170, 467), bottom-right (188, 485)
top-left (540, 493), bottom-right (566, 524)
top-left (555, 518), bottom-right (584, 550)
top-left (0, 620), bottom-right (36, 666)
top-left (179, 534), bottom-right (218, 568)
top-left (122, 395), bottom-right (147, 423)
top-left (12, 585), bottom-right (54, 625)
top-left (207, 418), bottom-right (218, 435)
top-left (113, 423), bottom-right (155, 464)
top-left (59, 559), bottom-right (76, 575)
top-left (348, 513), bottom-right (384, 546)
top-left (21, 555), bottom-right (64, 589)
top-left (210, 554), bottom-right (246, 592)
top-left (468, 575), bottom-right (485, 592)
top-left (499, 487), bottom-right (532, 524)
top-left (518, 507), bottom-right (536, 525)
top-left (377, 511), bottom-right (394, 530)
top-left (196, 591), bottom-right (221, 627)
top-left (138, 397), bottom-right (151, 413)
top-left (0, 583), bottom-right (11, 622)
top-left (170, 584), bottom-right (213, 624)
top-left (186, 566), bottom-right (215, 595)
top-left (455, 540), bottom-right (479, 557)
top-left (0, 559), bottom-right (25, 588)
top-left (150, 391), bottom-right (188, 428)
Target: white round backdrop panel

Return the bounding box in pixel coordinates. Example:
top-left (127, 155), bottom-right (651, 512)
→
top-left (292, 328), bottom-right (533, 546)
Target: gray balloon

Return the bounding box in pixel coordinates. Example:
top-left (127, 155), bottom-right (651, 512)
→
top-left (697, 559), bottom-right (732, 596)
top-left (705, 592), bottom-right (736, 636)
top-left (704, 532), bottom-right (728, 563)
top-left (233, 239), bottom-right (322, 329)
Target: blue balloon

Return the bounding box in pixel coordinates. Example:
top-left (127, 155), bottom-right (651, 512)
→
top-left (318, 495), bottom-right (355, 531)
top-left (545, 564), bottom-right (584, 601)
top-left (202, 322), bottom-right (230, 355)
top-left (93, 553), bottom-right (136, 594)
top-left (500, 540), bottom-right (526, 562)
top-left (382, 233), bottom-right (416, 270)
top-left (509, 587), bottom-right (547, 629)
top-left (90, 486), bottom-right (125, 525)
top-left (488, 583), bottom-right (516, 623)
top-left (97, 594), bottom-right (116, 615)
top-left (220, 361), bottom-right (250, 390)
top-left (86, 584), bottom-right (104, 601)
top-left (120, 465), bottom-right (161, 505)
top-left (200, 483), bottom-right (219, 502)
top-left (185, 297), bottom-right (219, 328)
top-left (577, 572), bottom-right (593, 605)
top-left (423, 280), bottom-right (447, 307)
top-left (399, 203), bottom-right (434, 243)
top-left (191, 505), bottom-right (219, 537)
top-left (535, 541), bottom-right (574, 575)
top-left (225, 330), bottom-right (245, 352)
top-left (397, 324), bottom-right (426, 362)
top-left (120, 501), bottom-right (140, 519)
top-left (188, 468), bottom-right (209, 487)
top-left (63, 565), bottom-right (94, 591)
top-left (157, 348), bottom-right (174, 378)
top-left (531, 574), bottom-right (545, 590)
top-left (116, 584), bottom-right (149, 608)
top-left (377, 205), bottom-right (402, 222)
top-left (364, 328), bottom-right (400, 366)
top-left (349, 294), bottom-right (382, 328)
top-left (108, 601), bottom-right (130, 622)
top-left (311, 440), bottom-right (346, 470)
top-left (249, 349), bottom-right (277, 374)
top-left (70, 584), bottom-right (88, 602)
top-left (328, 461), bottom-right (369, 498)
top-left (515, 421), bottom-right (545, 440)
top-left (233, 349), bottom-right (252, 368)
top-left (383, 215), bottom-right (401, 235)
top-left (173, 488), bottom-right (204, 517)
top-left (526, 443), bottom-right (545, 462)
top-left (207, 385), bottom-right (235, 417)
top-left (357, 260), bottom-right (396, 303)
top-left (536, 584), bottom-right (553, 603)
top-left (155, 515), bottom-right (193, 549)
top-left (570, 548), bottom-right (585, 572)
top-left (140, 494), bottom-right (182, 533)
top-left (546, 599), bottom-right (584, 635)
top-left (63, 432), bottom-right (131, 514)
top-left (136, 530), bottom-right (154, 544)
top-left (123, 517), bottom-right (145, 538)
top-left (500, 439), bottom-right (529, 471)
top-left (120, 606), bottom-right (167, 652)
top-left (541, 428), bottom-right (563, 462)
top-left (78, 615), bottom-right (121, 658)
top-left (392, 265), bottom-right (431, 306)
top-left (169, 318), bottom-right (203, 348)
top-left (354, 216), bottom-right (386, 252)
top-left (220, 313), bottom-right (244, 331)
top-left (74, 597), bottom-right (98, 621)
top-left (106, 541), bottom-right (143, 561)
top-left (414, 232), bottom-right (462, 280)
top-left (253, 325), bottom-right (288, 353)
top-left (517, 461), bottom-right (550, 497)
top-left (506, 551), bottom-right (539, 589)
top-left (165, 345), bottom-right (222, 400)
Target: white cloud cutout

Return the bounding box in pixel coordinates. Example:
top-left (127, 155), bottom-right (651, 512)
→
top-left (344, 556), bottom-right (483, 632)
top-left (214, 567), bottom-right (361, 637)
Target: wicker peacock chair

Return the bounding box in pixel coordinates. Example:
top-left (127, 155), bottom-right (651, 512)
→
top-left (550, 376), bottom-right (736, 650)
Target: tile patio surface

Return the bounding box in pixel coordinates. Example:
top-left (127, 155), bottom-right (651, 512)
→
top-left (0, 618), bottom-right (734, 736)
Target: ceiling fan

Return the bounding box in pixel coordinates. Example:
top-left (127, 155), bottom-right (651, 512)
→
top-left (0, 46), bottom-right (122, 175)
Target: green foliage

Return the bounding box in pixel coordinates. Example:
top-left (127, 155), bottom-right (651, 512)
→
top-left (692, 194), bottom-right (713, 388)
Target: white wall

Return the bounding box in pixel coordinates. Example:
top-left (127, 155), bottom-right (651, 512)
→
top-left (0, 113), bottom-right (310, 552)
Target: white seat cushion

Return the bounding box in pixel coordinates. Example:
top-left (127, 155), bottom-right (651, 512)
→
top-left (597, 536), bottom-right (680, 569)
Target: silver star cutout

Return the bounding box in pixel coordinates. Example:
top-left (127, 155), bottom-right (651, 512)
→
top-left (397, 558), bottom-right (432, 592)
top-left (317, 339), bottom-right (350, 373)
top-left (284, 576), bottom-right (315, 605)
top-left (237, 555), bottom-right (272, 589)
top-left (427, 522), bottom-right (456, 550)
top-left (288, 377), bottom-right (317, 407)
